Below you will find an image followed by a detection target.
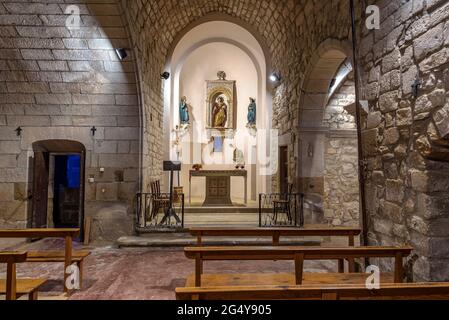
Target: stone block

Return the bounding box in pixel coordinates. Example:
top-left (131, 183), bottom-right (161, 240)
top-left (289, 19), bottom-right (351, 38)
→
top-left (379, 91), bottom-right (400, 113)
top-left (68, 61), bottom-right (104, 72)
top-left (98, 154), bottom-right (139, 168)
top-left (0, 141), bottom-right (21, 154)
top-left (385, 179), bottom-right (404, 203)
top-left (72, 94), bottom-right (115, 105)
top-left (7, 116), bottom-right (51, 126)
top-left (86, 202), bottom-right (132, 243)
top-left (117, 141), bottom-right (130, 154)
top-left (53, 49), bottom-right (110, 61)
top-left (0, 183), bottom-right (14, 200)
top-left (16, 26), bottom-right (71, 38)
top-left (413, 23), bottom-right (444, 61)
top-left (14, 182), bottom-right (27, 201)
top-left (381, 201), bottom-right (403, 223)
top-left (361, 128), bottom-right (378, 157)
top-left (118, 182), bottom-right (137, 201)
top-left (433, 103), bottom-right (449, 138)
top-left (38, 61), bottom-right (68, 71)
top-left (21, 49), bottom-right (54, 60)
top-left (96, 183), bottom-right (118, 201)
top-left (72, 116), bottom-right (117, 127)
top-left (63, 39), bottom-right (88, 49)
top-left (115, 95), bottom-right (138, 106)
top-left (366, 111), bottom-right (382, 129)
top-left (396, 108), bottom-right (412, 127)
top-left (35, 93), bottom-right (72, 105)
top-left (4, 3), bottom-right (62, 14)
top-left (104, 127), bottom-right (139, 140)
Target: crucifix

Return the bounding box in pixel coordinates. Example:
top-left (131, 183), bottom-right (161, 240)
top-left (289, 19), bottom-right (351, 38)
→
top-left (15, 126), bottom-right (22, 137)
top-left (91, 126), bottom-right (97, 136)
top-left (411, 77), bottom-right (422, 99)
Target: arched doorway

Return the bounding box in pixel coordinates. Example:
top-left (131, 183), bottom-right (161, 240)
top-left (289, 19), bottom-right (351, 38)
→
top-left (31, 140), bottom-right (86, 237)
top-left (298, 40), bottom-right (360, 227)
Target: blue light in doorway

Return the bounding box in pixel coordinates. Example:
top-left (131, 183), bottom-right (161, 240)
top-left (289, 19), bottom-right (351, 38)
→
top-left (67, 155), bottom-right (81, 189)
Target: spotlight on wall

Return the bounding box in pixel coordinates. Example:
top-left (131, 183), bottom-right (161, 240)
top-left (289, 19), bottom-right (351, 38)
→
top-left (115, 48), bottom-right (128, 60)
top-left (161, 72), bottom-right (170, 80)
top-left (269, 72), bottom-right (281, 83)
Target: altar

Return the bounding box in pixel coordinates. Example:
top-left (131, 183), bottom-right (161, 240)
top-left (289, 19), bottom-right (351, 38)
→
top-left (189, 170), bottom-right (247, 207)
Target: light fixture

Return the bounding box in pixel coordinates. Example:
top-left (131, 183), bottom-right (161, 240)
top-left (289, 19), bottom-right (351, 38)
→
top-left (161, 72), bottom-right (170, 80)
top-left (115, 48), bottom-right (128, 60)
top-left (270, 72), bottom-right (281, 83)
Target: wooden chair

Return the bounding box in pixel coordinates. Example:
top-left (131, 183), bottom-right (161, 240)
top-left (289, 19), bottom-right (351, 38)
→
top-left (0, 251), bottom-right (46, 300)
top-left (149, 180), bottom-right (170, 220)
top-left (272, 184), bottom-right (294, 224)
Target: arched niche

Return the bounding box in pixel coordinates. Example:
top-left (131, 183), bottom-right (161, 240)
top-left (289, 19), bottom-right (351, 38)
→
top-left (163, 17), bottom-right (273, 203)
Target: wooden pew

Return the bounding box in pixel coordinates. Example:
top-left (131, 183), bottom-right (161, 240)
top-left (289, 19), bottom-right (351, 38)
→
top-left (0, 228), bottom-right (91, 292)
top-left (0, 251), bottom-right (46, 300)
top-left (189, 227), bottom-right (361, 246)
top-left (184, 246), bottom-right (413, 287)
top-left (176, 283), bottom-right (449, 300)
top-left (189, 227), bottom-right (361, 272)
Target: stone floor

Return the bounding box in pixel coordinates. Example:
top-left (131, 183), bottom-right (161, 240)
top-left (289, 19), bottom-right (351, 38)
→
top-left (0, 237), bottom-right (336, 300)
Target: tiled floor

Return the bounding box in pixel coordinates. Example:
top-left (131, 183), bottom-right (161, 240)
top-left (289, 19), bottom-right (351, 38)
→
top-left (0, 238), bottom-right (335, 300)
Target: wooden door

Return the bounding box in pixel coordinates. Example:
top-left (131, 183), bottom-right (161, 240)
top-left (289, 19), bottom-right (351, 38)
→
top-left (32, 151), bottom-right (50, 228)
top-left (280, 146), bottom-right (289, 194)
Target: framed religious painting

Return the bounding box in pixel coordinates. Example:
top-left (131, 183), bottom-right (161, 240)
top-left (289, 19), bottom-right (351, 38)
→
top-left (206, 71), bottom-right (236, 131)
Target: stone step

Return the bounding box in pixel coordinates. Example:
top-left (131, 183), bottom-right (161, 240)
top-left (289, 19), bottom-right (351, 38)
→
top-left (185, 206), bottom-right (259, 214)
top-left (117, 234), bottom-right (321, 248)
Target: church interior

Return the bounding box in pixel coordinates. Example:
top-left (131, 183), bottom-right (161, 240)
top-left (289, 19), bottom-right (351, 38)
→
top-left (1, 0), bottom-right (449, 302)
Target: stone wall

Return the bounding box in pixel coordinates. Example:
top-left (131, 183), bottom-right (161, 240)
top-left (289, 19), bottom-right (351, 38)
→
top-left (359, 0), bottom-right (449, 281)
top-left (0, 0), bottom-right (139, 242)
top-left (324, 77), bottom-right (359, 227)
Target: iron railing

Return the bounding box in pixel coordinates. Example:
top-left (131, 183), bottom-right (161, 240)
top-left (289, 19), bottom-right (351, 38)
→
top-left (259, 193), bottom-right (305, 227)
top-left (135, 193), bottom-right (185, 231)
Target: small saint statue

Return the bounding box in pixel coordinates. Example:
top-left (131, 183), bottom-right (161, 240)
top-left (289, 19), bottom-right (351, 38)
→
top-left (247, 98), bottom-right (256, 126)
top-left (179, 96), bottom-right (190, 125)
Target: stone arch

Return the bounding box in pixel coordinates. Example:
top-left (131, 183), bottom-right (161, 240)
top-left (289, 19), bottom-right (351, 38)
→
top-left (163, 17), bottom-right (273, 198)
top-left (296, 38), bottom-right (360, 226)
top-left (165, 12), bottom-right (273, 77)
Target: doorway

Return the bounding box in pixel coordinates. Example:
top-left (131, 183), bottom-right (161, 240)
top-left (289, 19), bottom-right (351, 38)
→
top-left (279, 146), bottom-right (289, 194)
top-left (31, 140), bottom-right (85, 237)
top-left (52, 154), bottom-right (82, 228)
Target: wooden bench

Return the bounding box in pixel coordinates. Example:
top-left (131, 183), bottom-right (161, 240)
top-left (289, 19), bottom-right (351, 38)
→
top-left (184, 246), bottom-right (413, 287)
top-left (0, 251), bottom-right (46, 300)
top-left (176, 282), bottom-right (449, 300)
top-left (190, 227), bottom-right (361, 246)
top-left (189, 227), bottom-right (362, 272)
top-left (0, 228), bottom-right (90, 292)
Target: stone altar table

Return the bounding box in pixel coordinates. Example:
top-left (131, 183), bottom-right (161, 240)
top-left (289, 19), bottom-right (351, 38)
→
top-left (189, 170), bottom-right (247, 206)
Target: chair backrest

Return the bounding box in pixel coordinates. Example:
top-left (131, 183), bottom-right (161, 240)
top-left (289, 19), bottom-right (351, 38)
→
top-left (151, 181), bottom-right (160, 196)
